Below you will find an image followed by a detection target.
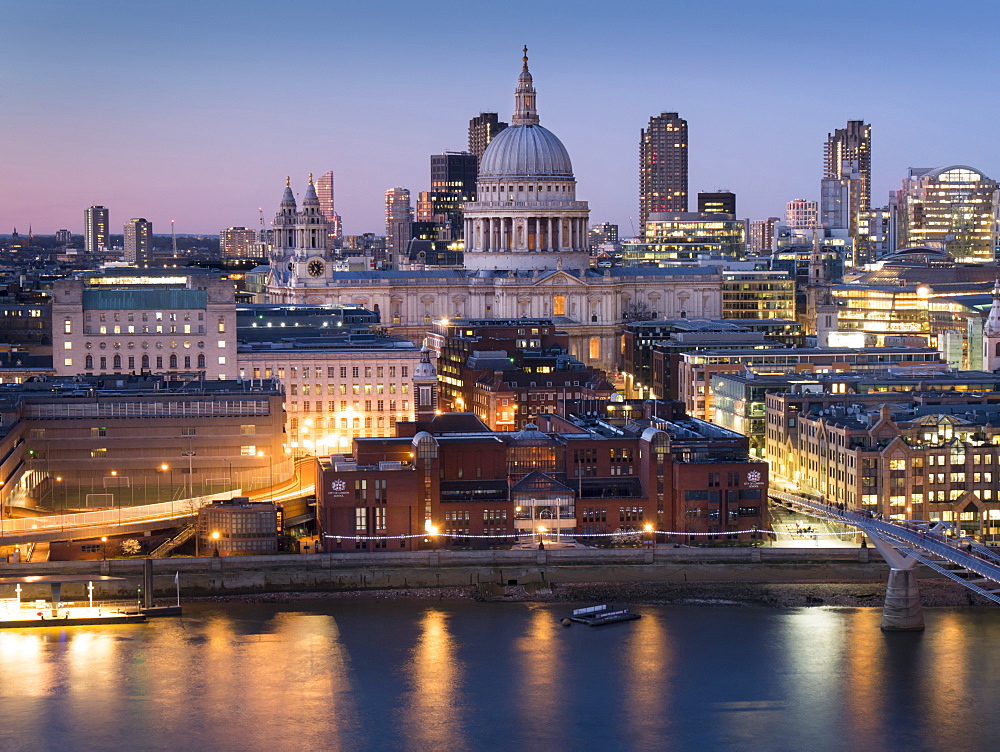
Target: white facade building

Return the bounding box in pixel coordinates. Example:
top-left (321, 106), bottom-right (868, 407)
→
top-left (266, 52), bottom-right (723, 371)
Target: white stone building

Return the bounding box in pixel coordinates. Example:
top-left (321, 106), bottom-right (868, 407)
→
top-left (266, 51), bottom-right (723, 372)
top-left (52, 273), bottom-right (238, 380)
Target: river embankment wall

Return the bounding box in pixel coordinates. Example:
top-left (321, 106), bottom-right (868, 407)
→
top-left (0, 547), bottom-right (908, 600)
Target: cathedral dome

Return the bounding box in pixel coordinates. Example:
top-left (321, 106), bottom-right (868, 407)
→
top-left (478, 124), bottom-right (573, 179)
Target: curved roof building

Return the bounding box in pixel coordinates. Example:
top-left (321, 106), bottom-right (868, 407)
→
top-left (462, 48), bottom-right (591, 272)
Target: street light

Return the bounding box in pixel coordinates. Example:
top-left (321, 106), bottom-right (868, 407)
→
top-left (211, 530), bottom-right (221, 557)
top-left (101, 536), bottom-right (108, 561)
top-left (537, 525), bottom-right (547, 548)
top-left (645, 523), bottom-right (654, 549)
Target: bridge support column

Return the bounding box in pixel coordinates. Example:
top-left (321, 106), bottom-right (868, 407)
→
top-left (881, 568), bottom-right (924, 631)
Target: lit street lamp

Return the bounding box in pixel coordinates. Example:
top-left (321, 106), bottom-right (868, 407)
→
top-left (211, 530), bottom-right (221, 557)
top-left (101, 536), bottom-right (108, 561)
top-left (645, 523), bottom-right (654, 549)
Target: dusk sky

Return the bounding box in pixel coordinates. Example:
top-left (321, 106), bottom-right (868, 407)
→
top-left (3, 0), bottom-right (999, 237)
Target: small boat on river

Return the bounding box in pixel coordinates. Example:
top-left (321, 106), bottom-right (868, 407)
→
top-left (565, 604), bottom-right (641, 627)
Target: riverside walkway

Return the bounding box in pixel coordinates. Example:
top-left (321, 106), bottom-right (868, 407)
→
top-left (771, 491), bottom-right (1000, 605)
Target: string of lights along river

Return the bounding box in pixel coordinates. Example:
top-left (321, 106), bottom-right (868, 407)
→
top-left (2, 600), bottom-right (999, 752)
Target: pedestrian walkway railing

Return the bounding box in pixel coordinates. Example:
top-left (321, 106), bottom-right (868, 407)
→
top-left (0, 490), bottom-right (241, 536)
top-left (771, 491), bottom-right (1000, 604)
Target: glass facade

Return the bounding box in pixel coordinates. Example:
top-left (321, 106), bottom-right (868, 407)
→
top-left (895, 166), bottom-right (999, 263)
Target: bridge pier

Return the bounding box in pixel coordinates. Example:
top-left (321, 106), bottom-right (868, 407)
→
top-left (881, 568), bottom-right (924, 631)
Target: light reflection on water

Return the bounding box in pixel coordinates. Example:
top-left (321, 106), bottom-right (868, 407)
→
top-left (2, 602), bottom-right (999, 752)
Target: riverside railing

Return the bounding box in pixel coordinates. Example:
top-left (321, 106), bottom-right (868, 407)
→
top-left (0, 490), bottom-right (240, 536)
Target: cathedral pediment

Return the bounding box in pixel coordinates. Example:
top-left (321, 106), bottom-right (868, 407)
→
top-left (530, 270), bottom-right (586, 287)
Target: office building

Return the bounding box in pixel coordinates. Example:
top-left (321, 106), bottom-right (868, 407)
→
top-left (588, 222), bottom-right (619, 250)
top-left (822, 120), bottom-right (871, 241)
top-left (640, 112), bottom-right (688, 227)
top-left (123, 218), bottom-right (152, 266)
top-left (220, 227), bottom-right (258, 259)
top-left (856, 206), bottom-right (893, 264)
top-left (677, 346), bottom-right (947, 421)
top-left (51, 271), bottom-right (238, 380)
top-left (785, 199), bottom-right (818, 229)
top-left (384, 187), bottom-right (414, 269)
top-left (468, 113), bottom-right (508, 163)
top-left (698, 191), bottom-right (736, 215)
top-left (892, 166), bottom-right (999, 263)
top-left (623, 212), bottom-right (745, 264)
top-left (315, 170), bottom-right (343, 248)
top-left (749, 217), bottom-right (780, 254)
top-left (721, 270), bottom-right (795, 321)
top-left (84, 205), bottom-right (109, 254)
top-left (236, 335), bottom-right (423, 453)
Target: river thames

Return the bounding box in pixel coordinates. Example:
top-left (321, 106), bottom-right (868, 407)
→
top-left (2, 599), bottom-right (999, 751)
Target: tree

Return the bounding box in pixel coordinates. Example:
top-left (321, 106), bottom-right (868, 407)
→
top-left (120, 539), bottom-right (142, 556)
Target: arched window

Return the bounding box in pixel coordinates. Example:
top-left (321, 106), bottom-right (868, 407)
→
top-left (85, 354), bottom-right (93, 370)
top-left (169, 354), bottom-right (178, 369)
top-left (553, 296), bottom-right (566, 316)
top-left (113, 354), bottom-right (122, 370)
top-left (141, 354), bottom-right (149, 369)
top-left (995, 342), bottom-right (1000, 357)
top-left (197, 354), bottom-right (206, 368)
top-left (588, 337), bottom-right (600, 361)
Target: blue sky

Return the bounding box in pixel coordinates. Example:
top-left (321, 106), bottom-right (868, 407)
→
top-left (2, 0), bottom-right (998, 236)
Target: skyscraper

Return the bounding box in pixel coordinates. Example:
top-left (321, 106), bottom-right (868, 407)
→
top-left (824, 120), bottom-right (871, 217)
top-left (124, 218), bottom-right (152, 266)
top-left (640, 112), bottom-right (688, 228)
top-left (468, 113), bottom-right (508, 163)
top-left (385, 187), bottom-right (414, 269)
top-left (314, 170), bottom-right (343, 248)
top-left (84, 205), bottom-right (109, 253)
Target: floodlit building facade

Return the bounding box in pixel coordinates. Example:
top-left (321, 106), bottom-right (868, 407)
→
top-left (892, 166), bottom-right (999, 263)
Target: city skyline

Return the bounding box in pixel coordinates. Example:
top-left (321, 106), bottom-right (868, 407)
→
top-left (2, 0), bottom-right (999, 235)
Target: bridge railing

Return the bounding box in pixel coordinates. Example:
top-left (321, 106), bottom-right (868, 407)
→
top-left (0, 490), bottom-right (241, 535)
top-left (772, 492), bottom-right (1000, 586)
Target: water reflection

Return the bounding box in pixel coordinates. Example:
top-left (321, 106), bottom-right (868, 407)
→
top-left (1, 603), bottom-right (999, 751)
top-left (514, 605), bottom-right (567, 745)
top-left (622, 610), bottom-right (672, 747)
top-left (399, 608), bottom-right (466, 751)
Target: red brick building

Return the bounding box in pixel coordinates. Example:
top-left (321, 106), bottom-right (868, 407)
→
top-left (317, 410), bottom-right (767, 550)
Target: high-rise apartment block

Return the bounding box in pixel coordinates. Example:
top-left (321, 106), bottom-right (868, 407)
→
top-left (55, 229), bottom-right (73, 245)
top-left (468, 113), bottom-right (508, 163)
top-left (315, 170), bottom-right (343, 248)
top-left (698, 191), bottom-right (736, 215)
top-left (220, 226), bottom-right (258, 259)
top-left (749, 217), bottom-right (780, 254)
top-left (640, 112), bottom-right (688, 228)
top-left (123, 218), bottom-right (152, 266)
top-left (84, 205), bottom-right (109, 253)
top-left (892, 166), bottom-right (999, 263)
top-left (385, 187), bottom-right (414, 269)
top-left (785, 199), bottom-right (819, 229)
